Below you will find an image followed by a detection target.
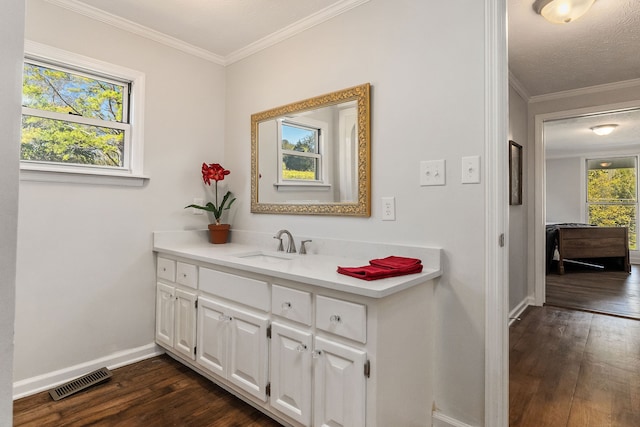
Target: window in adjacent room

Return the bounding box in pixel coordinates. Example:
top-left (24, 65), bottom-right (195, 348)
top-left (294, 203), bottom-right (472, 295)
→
top-left (21, 42), bottom-right (145, 183)
top-left (586, 156), bottom-right (638, 249)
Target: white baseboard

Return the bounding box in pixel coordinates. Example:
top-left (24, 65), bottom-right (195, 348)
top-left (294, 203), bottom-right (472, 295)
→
top-left (509, 296), bottom-right (533, 326)
top-left (432, 410), bottom-right (477, 427)
top-left (13, 343), bottom-right (164, 400)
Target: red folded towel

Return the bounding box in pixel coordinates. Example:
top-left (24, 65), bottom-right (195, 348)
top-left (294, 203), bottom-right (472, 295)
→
top-left (369, 256), bottom-right (422, 269)
top-left (337, 256), bottom-right (423, 281)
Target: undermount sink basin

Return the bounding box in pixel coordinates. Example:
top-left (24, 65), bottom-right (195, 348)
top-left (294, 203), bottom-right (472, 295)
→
top-left (233, 250), bottom-right (294, 263)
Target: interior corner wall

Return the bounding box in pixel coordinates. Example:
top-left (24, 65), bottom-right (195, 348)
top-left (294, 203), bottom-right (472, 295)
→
top-left (508, 85), bottom-right (529, 311)
top-left (225, 1), bottom-right (488, 425)
top-left (0, 1), bottom-right (25, 422)
top-left (14, 0), bottom-right (225, 386)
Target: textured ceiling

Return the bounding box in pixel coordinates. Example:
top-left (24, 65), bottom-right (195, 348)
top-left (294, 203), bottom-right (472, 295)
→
top-left (508, 0), bottom-right (640, 97)
top-left (544, 108), bottom-right (640, 158)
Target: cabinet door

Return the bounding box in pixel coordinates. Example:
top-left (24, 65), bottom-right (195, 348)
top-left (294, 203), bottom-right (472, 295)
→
top-left (155, 283), bottom-right (175, 348)
top-left (313, 337), bottom-right (366, 427)
top-left (197, 296), bottom-right (230, 378)
top-left (174, 288), bottom-right (197, 360)
top-left (270, 322), bottom-right (312, 426)
top-left (227, 304), bottom-right (269, 402)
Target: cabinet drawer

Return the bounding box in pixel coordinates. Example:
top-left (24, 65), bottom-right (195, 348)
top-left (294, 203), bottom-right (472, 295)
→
top-left (272, 285), bottom-right (312, 326)
top-left (316, 296), bottom-right (366, 343)
top-left (176, 262), bottom-right (197, 289)
top-left (199, 267), bottom-right (269, 312)
top-left (157, 257), bottom-right (176, 282)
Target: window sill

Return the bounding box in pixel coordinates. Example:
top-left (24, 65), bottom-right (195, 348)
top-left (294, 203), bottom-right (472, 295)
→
top-left (20, 167), bottom-right (150, 187)
top-left (273, 182), bottom-right (331, 192)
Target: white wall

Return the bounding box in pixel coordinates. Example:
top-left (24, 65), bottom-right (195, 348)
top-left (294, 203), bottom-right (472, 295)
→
top-left (0, 1), bottom-right (25, 423)
top-left (225, 1), bottom-right (487, 424)
top-left (509, 85), bottom-right (529, 311)
top-left (14, 0), bottom-right (225, 383)
top-left (545, 157), bottom-right (583, 223)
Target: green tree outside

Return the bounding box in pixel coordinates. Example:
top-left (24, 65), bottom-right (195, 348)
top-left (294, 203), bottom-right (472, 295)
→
top-left (587, 167), bottom-right (637, 249)
top-left (21, 62), bottom-right (126, 167)
top-left (282, 134), bottom-right (318, 180)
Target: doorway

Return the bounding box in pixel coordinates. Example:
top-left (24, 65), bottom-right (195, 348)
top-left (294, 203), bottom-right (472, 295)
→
top-left (534, 103), bottom-right (640, 315)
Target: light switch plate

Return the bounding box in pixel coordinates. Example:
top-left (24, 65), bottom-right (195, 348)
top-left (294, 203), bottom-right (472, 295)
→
top-left (461, 156), bottom-right (481, 184)
top-left (420, 160), bottom-right (446, 186)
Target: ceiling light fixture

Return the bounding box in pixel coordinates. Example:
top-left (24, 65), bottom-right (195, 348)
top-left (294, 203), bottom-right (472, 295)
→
top-left (533, 0), bottom-right (596, 24)
top-left (599, 162), bottom-right (612, 168)
top-left (590, 124), bottom-right (619, 136)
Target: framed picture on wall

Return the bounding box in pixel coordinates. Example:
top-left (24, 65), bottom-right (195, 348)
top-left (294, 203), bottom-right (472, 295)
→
top-left (509, 140), bottom-right (522, 205)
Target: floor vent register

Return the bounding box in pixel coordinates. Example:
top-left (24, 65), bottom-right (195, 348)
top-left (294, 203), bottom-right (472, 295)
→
top-left (48, 367), bottom-right (113, 401)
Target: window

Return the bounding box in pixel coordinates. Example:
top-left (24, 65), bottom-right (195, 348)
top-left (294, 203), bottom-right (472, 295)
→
top-left (21, 41), bottom-right (145, 184)
top-left (586, 157), bottom-right (637, 250)
top-left (277, 117), bottom-right (327, 186)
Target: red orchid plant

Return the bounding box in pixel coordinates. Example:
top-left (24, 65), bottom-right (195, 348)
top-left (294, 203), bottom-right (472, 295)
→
top-left (185, 163), bottom-right (236, 225)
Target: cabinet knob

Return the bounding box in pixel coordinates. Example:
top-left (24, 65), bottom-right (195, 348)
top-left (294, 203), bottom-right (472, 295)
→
top-left (282, 302), bottom-right (292, 310)
top-left (330, 314), bottom-right (341, 324)
top-left (218, 314), bottom-right (232, 322)
top-left (312, 350), bottom-right (322, 359)
top-left (162, 267), bottom-right (166, 272)
top-left (296, 344), bottom-right (307, 353)
top-left (182, 273), bottom-right (187, 277)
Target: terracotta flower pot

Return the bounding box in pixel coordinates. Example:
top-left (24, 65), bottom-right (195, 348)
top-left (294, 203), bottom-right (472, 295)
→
top-left (208, 223), bottom-right (230, 244)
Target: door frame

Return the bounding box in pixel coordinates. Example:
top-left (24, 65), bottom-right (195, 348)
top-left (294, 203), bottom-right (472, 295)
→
top-left (485, 0), bottom-right (509, 425)
top-left (533, 100), bottom-right (640, 306)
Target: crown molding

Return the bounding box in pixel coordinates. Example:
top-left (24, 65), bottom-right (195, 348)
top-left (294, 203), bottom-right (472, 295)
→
top-left (529, 78), bottom-right (640, 104)
top-left (508, 71), bottom-right (530, 102)
top-left (45, 0), bottom-right (226, 65)
top-left (44, 0), bottom-right (370, 66)
top-left (224, 0), bottom-right (371, 65)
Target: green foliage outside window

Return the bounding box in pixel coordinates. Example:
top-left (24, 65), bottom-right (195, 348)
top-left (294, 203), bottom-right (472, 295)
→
top-left (587, 166), bottom-right (637, 250)
top-left (281, 132), bottom-right (318, 180)
top-left (21, 62), bottom-right (127, 167)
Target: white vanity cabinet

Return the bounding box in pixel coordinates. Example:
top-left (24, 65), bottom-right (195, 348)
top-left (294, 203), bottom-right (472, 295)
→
top-left (313, 336), bottom-right (367, 427)
top-left (196, 295), bottom-right (269, 401)
top-left (270, 321), bottom-right (313, 425)
top-left (154, 250), bottom-right (435, 427)
top-left (155, 258), bottom-right (197, 361)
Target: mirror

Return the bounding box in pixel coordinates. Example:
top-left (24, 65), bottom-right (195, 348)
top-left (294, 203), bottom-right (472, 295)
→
top-left (251, 83), bottom-right (371, 216)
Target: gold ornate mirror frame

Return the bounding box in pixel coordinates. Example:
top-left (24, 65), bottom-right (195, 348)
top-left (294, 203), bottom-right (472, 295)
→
top-left (250, 83), bottom-right (371, 216)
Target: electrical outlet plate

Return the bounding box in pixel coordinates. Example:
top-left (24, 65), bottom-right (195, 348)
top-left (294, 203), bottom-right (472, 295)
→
top-left (420, 160), bottom-right (446, 186)
top-left (381, 197), bottom-right (395, 220)
top-left (192, 198), bottom-right (204, 214)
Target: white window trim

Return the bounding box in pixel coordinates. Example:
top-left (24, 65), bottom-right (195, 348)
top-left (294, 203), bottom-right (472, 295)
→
top-left (21, 40), bottom-right (148, 186)
top-left (583, 154), bottom-right (639, 250)
top-left (276, 117), bottom-right (328, 188)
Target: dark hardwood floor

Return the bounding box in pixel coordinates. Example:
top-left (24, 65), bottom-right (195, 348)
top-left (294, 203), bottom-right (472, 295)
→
top-left (546, 263), bottom-right (640, 319)
top-left (510, 305), bottom-right (640, 427)
top-left (13, 355), bottom-right (283, 427)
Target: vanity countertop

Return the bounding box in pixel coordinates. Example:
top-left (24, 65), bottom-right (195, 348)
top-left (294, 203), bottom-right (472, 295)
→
top-left (153, 230), bottom-right (442, 299)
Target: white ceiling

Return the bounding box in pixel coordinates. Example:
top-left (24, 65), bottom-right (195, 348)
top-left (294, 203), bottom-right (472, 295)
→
top-left (53, 0), bottom-right (366, 63)
top-left (544, 109), bottom-right (640, 158)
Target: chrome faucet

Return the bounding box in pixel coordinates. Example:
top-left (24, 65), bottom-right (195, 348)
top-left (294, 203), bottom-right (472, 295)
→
top-left (274, 229), bottom-right (297, 253)
top-left (300, 239), bottom-right (312, 254)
